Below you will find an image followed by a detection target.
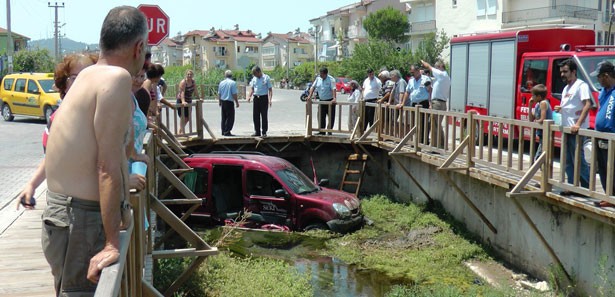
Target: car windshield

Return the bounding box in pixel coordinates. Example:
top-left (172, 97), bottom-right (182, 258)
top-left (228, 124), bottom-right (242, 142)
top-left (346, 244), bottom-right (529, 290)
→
top-left (38, 79), bottom-right (57, 93)
top-left (578, 55), bottom-right (615, 91)
top-left (275, 166), bottom-right (319, 194)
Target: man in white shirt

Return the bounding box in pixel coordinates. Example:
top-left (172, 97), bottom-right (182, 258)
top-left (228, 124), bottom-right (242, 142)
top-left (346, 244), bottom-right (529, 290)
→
top-left (422, 59), bottom-right (450, 148)
top-left (362, 68), bottom-right (382, 131)
top-left (555, 58), bottom-right (591, 193)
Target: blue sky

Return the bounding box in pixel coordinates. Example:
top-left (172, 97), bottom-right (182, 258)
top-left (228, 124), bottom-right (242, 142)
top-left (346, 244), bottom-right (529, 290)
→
top-left (1, 0), bottom-right (354, 44)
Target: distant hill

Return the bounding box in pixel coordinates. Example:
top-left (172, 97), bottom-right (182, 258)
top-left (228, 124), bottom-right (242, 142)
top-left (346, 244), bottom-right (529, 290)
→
top-left (29, 38), bottom-right (99, 54)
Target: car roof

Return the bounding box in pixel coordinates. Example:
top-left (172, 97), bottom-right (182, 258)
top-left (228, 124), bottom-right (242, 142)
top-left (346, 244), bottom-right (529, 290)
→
top-left (4, 73), bottom-right (54, 79)
top-left (186, 153), bottom-right (292, 170)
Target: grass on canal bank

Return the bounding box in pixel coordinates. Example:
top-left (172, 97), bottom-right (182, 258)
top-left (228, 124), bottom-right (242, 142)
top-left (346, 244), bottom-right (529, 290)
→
top-left (154, 194), bottom-right (550, 297)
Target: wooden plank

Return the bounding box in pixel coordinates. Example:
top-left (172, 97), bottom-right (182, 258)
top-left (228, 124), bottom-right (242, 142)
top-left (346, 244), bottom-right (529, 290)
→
top-left (152, 248), bottom-right (219, 259)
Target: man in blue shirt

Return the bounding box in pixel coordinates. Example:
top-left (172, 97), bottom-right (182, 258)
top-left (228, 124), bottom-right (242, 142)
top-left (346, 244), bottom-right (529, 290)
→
top-left (247, 66), bottom-right (273, 137)
top-left (218, 70), bottom-right (239, 136)
top-left (400, 64), bottom-right (432, 143)
top-left (592, 61), bottom-right (615, 207)
top-left (308, 67), bottom-right (337, 135)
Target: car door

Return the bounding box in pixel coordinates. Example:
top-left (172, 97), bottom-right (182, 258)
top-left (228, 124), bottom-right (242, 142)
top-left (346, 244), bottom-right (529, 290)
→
top-left (24, 79), bottom-right (42, 116)
top-left (11, 78), bottom-right (27, 114)
top-left (245, 169), bottom-right (289, 226)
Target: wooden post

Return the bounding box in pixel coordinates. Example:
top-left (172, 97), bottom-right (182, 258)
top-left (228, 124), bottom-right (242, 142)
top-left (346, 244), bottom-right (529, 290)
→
top-left (414, 105), bottom-right (421, 152)
top-left (306, 99), bottom-right (313, 135)
top-left (467, 111), bottom-right (476, 168)
top-left (542, 120), bottom-right (553, 192)
top-left (358, 100), bottom-right (365, 135)
top-left (196, 100), bottom-right (204, 139)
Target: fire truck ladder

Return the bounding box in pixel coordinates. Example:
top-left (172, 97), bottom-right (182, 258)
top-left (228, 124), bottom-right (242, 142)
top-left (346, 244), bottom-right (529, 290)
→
top-left (339, 153), bottom-right (368, 196)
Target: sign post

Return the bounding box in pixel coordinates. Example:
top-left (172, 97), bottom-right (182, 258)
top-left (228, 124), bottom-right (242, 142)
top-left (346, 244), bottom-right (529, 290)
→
top-left (137, 4), bottom-right (169, 46)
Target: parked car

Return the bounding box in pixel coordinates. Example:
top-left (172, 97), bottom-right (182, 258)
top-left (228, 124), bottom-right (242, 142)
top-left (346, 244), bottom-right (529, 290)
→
top-left (0, 73), bottom-right (60, 124)
top-left (336, 77), bottom-right (351, 94)
top-left (174, 152), bottom-right (364, 233)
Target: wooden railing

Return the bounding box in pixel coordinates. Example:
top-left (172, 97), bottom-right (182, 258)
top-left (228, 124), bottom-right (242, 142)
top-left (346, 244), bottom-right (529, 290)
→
top-left (306, 100), bottom-right (615, 203)
top-left (95, 125), bottom-right (219, 296)
top-left (166, 83), bottom-right (247, 101)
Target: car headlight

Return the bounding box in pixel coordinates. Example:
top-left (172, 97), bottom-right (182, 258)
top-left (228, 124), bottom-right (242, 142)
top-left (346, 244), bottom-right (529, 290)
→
top-left (332, 203), bottom-right (351, 218)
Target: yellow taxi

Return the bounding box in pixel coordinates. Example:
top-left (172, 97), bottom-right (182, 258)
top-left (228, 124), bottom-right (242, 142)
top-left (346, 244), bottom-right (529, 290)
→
top-left (0, 73), bottom-right (60, 124)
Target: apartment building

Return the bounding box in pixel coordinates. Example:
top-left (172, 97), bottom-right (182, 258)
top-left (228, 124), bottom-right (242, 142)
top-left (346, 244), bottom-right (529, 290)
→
top-left (151, 37), bottom-right (183, 67)
top-left (182, 30), bottom-right (211, 70)
top-left (405, 0), bottom-right (608, 54)
top-left (309, 0), bottom-right (406, 61)
top-left (261, 31), bottom-right (314, 73)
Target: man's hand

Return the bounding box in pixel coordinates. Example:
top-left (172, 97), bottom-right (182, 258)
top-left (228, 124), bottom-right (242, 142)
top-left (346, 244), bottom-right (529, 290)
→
top-left (129, 174), bottom-right (146, 191)
top-left (87, 244), bottom-right (120, 283)
top-left (16, 185), bottom-right (35, 210)
top-left (570, 124), bottom-right (580, 134)
top-left (132, 153), bottom-right (149, 164)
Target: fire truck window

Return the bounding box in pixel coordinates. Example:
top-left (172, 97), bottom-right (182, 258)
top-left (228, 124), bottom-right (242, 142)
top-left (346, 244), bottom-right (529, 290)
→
top-left (247, 170), bottom-right (281, 197)
top-left (551, 59), bottom-right (568, 100)
top-left (520, 59), bottom-right (547, 93)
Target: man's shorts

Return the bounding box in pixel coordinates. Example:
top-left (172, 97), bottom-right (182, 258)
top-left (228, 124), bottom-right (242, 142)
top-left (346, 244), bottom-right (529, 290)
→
top-left (41, 191), bottom-right (103, 297)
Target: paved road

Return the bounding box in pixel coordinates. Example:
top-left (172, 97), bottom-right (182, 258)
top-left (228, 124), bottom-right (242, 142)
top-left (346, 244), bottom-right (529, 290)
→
top-left (0, 117), bottom-right (46, 209)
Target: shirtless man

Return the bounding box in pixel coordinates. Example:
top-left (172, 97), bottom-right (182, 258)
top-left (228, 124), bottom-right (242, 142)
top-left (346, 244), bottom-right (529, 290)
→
top-left (42, 6), bottom-right (147, 296)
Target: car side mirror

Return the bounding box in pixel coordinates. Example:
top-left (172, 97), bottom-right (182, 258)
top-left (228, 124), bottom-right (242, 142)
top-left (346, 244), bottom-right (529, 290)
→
top-left (274, 189), bottom-right (289, 199)
top-left (318, 179), bottom-right (329, 187)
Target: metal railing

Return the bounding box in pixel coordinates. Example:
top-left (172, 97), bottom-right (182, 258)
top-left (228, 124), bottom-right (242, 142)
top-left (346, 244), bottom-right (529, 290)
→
top-left (166, 84), bottom-right (247, 101)
top-left (502, 5), bottom-right (599, 23)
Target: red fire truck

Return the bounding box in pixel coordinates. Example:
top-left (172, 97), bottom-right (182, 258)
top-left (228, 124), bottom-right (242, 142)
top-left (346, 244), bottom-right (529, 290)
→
top-left (449, 27), bottom-right (615, 139)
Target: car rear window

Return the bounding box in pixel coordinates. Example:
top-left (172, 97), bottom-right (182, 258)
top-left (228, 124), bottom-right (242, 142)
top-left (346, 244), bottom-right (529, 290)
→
top-left (3, 78), bottom-right (14, 91)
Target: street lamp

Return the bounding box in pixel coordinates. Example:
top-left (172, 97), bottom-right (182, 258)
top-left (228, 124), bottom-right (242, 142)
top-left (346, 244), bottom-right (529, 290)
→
top-left (607, 2), bottom-right (615, 45)
top-left (309, 26), bottom-right (321, 76)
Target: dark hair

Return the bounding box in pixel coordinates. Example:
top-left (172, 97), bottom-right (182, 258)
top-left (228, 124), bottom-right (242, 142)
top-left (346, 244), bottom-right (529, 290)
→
top-left (531, 84), bottom-right (547, 98)
top-left (559, 58), bottom-right (577, 73)
top-left (154, 64), bottom-right (165, 76)
top-left (54, 53), bottom-right (98, 99)
top-left (146, 63), bottom-right (162, 79)
top-left (319, 67), bottom-right (328, 75)
top-left (99, 6), bottom-right (147, 52)
top-left (251, 65), bottom-right (262, 73)
top-left (366, 68), bottom-right (374, 74)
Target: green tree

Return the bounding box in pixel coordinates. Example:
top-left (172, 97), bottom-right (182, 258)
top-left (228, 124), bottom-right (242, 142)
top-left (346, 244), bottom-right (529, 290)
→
top-left (340, 39), bottom-right (413, 82)
top-left (13, 49), bottom-right (55, 73)
top-left (363, 7), bottom-right (410, 43)
top-left (414, 29), bottom-right (450, 65)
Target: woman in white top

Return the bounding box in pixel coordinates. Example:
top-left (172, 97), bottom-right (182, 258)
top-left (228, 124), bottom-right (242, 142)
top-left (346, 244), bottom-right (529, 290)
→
top-left (347, 80), bottom-right (362, 130)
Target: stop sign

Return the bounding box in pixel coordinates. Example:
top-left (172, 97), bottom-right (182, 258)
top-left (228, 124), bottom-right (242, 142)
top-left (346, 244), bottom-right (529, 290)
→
top-left (137, 4), bottom-right (169, 46)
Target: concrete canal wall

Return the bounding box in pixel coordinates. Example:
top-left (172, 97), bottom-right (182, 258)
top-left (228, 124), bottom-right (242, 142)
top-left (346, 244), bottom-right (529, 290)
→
top-left (199, 140), bottom-right (615, 295)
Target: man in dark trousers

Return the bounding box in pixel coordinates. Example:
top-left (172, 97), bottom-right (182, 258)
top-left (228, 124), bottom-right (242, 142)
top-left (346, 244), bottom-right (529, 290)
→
top-left (218, 70), bottom-right (239, 136)
top-left (592, 61), bottom-right (615, 207)
top-left (247, 66), bottom-right (273, 137)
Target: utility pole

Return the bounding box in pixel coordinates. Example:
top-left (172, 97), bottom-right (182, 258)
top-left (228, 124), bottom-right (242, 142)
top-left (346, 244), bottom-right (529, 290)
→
top-left (48, 2), bottom-right (64, 61)
top-left (6, 0), bottom-right (13, 73)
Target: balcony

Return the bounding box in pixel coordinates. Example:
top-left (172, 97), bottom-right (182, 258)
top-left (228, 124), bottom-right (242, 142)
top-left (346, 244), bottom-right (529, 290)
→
top-left (410, 20), bottom-right (436, 34)
top-left (503, 5), bottom-right (598, 23)
top-left (347, 25), bottom-right (367, 39)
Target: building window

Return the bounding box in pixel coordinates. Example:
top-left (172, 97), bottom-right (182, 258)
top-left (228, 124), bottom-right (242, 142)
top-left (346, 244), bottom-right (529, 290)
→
top-left (331, 26), bottom-right (336, 38)
top-left (213, 46), bottom-right (227, 56)
top-left (245, 46), bottom-right (259, 53)
top-left (262, 46), bottom-right (275, 55)
top-left (476, 0), bottom-right (496, 16)
top-left (215, 59), bottom-right (226, 69)
top-left (453, 0), bottom-right (457, 7)
top-left (293, 48), bottom-right (307, 54)
top-left (263, 60), bottom-right (276, 68)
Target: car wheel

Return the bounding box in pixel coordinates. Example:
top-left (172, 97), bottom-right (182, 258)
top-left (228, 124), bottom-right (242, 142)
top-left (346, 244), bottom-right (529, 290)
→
top-left (2, 103), bottom-right (14, 121)
top-left (44, 106), bottom-right (53, 125)
top-left (300, 94), bottom-right (307, 102)
top-left (304, 222), bottom-right (328, 231)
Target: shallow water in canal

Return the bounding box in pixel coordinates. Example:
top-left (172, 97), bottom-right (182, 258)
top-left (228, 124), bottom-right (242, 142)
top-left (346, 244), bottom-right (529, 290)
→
top-left (200, 227), bottom-right (405, 297)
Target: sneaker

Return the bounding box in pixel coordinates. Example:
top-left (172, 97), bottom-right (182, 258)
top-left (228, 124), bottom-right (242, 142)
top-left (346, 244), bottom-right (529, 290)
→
top-left (225, 133), bottom-right (235, 137)
top-left (327, 132), bottom-right (332, 135)
top-left (262, 133), bottom-right (267, 137)
top-left (316, 132), bottom-right (326, 135)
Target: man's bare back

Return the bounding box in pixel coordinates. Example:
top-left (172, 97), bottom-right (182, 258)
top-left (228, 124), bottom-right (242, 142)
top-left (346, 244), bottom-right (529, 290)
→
top-left (46, 64), bottom-right (133, 202)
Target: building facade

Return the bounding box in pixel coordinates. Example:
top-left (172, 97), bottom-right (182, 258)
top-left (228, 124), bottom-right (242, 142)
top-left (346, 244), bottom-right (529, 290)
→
top-left (261, 31), bottom-right (314, 74)
top-left (151, 37), bottom-right (183, 67)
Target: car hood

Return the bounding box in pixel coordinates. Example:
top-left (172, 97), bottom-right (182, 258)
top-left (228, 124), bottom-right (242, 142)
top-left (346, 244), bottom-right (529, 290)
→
top-left (300, 187), bottom-right (360, 210)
